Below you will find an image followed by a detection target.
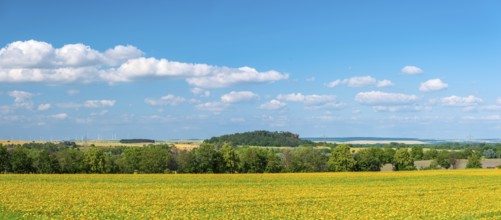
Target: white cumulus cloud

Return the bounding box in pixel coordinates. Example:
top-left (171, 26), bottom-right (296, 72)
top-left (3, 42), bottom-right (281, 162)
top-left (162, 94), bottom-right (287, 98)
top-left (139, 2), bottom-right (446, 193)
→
top-left (420, 79), bottom-right (448, 92)
top-left (145, 95), bottom-right (186, 106)
top-left (49, 113), bottom-right (68, 119)
top-left (277, 93), bottom-right (337, 105)
top-left (37, 103), bottom-right (51, 111)
top-left (221, 91), bottom-right (259, 103)
top-left (84, 100), bottom-right (116, 108)
top-left (0, 40), bottom-right (287, 88)
top-left (355, 91), bottom-right (419, 105)
top-left (8, 90), bottom-right (34, 109)
top-left (439, 95), bottom-right (483, 106)
top-left (401, 65), bottom-right (423, 74)
top-left (327, 76), bottom-right (393, 88)
top-left (196, 102), bottom-right (228, 112)
top-left (259, 100), bottom-right (286, 110)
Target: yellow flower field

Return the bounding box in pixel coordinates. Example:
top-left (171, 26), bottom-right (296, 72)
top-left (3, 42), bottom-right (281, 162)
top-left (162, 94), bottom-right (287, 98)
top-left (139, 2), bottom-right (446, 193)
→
top-left (1, 170), bottom-right (500, 219)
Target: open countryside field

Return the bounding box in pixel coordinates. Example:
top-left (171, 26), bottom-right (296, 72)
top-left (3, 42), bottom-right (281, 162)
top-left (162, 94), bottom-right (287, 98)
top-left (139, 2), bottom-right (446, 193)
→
top-left (1, 170), bottom-right (501, 219)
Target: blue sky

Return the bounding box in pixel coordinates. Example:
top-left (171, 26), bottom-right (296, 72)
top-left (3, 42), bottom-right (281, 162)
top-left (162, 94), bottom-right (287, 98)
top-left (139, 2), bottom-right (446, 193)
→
top-left (1, 1), bottom-right (500, 140)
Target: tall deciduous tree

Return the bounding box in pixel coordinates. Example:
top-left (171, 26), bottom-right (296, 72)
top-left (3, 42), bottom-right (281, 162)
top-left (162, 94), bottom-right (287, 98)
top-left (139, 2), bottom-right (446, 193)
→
top-left (0, 145), bottom-right (10, 173)
top-left (393, 149), bottom-right (415, 171)
top-left (83, 147), bottom-right (106, 173)
top-left (218, 144), bottom-right (239, 173)
top-left (328, 144), bottom-right (356, 172)
top-left (466, 150), bottom-right (482, 169)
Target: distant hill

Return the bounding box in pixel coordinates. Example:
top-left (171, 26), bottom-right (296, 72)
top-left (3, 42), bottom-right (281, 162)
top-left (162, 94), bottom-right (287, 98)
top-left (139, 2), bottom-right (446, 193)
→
top-left (204, 130), bottom-right (313, 147)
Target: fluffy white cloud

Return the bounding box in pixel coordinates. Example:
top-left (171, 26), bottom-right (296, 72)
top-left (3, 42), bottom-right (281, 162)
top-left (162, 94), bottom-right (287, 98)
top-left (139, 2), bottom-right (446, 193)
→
top-left (376, 80), bottom-right (394, 88)
top-left (49, 113), bottom-right (68, 119)
top-left (355, 91), bottom-right (419, 105)
top-left (327, 76), bottom-right (393, 88)
top-left (84, 100), bottom-right (116, 108)
top-left (439, 95), bottom-right (483, 106)
top-left (58, 99), bottom-right (116, 109)
top-left (259, 100), bottom-right (286, 110)
top-left (145, 95), bottom-right (186, 106)
top-left (277, 93), bottom-right (336, 105)
top-left (221, 91), bottom-right (259, 103)
top-left (37, 103), bottom-right (51, 111)
top-left (420, 79), bottom-right (448, 92)
top-left (196, 102), bottom-right (228, 111)
top-left (0, 40), bottom-right (287, 88)
top-left (186, 66), bottom-right (288, 89)
top-left (401, 65), bottom-right (423, 74)
top-left (372, 105), bottom-right (431, 112)
top-left (8, 90), bottom-right (34, 109)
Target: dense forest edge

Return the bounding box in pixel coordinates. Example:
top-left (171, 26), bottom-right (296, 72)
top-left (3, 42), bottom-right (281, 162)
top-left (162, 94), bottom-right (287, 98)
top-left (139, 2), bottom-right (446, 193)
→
top-left (1, 130), bottom-right (501, 174)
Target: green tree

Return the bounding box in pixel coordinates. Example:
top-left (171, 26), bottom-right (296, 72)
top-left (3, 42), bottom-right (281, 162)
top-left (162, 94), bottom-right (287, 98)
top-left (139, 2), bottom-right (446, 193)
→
top-left (238, 147), bottom-right (268, 173)
top-left (139, 145), bottom-right (170, 173)
top-left (382, 147), bottom-right (396, 164)
top-left (355, 148), bottom-right (384, 171)
top-left (265, 150), bottom-right (284, 173)
top-left (32, 150), bottom-right (59, 173)
top-left (328, 144), bottom-right (356, 172)
top-left (0, 145), bottom-right (10, 173)
top-left (10, 146), bottom-right (33, 173)
top-left (218, 144), bottom-right (239, 173)
top-left (483, 149), bottom-right (496, 159)
top-left (393, 149), bottom-right (415, 171)
top-left (466, 150), bottom-right (482, 169)
top-left (290, 147), bottom-right (327, 172)
top-left (436, 150), bottom-right (452, 169)
top-left (173, 149), bottom-right (195, 173)
top-left (423, 148), bottom-right (438, 160)
top-left (83, 147), bottom-right (106, 173)
top-left (55, 148), bottom-right (84, 173)
top-left (193, 143), bottom-right (221, 173)
top-left (410, 146), bottom-right (424, 160)
top-left (124, 147), bottom-right (142, 173)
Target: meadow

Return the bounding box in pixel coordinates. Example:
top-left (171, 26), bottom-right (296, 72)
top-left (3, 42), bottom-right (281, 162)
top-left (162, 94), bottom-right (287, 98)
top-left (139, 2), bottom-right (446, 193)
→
top-left (1, 170), bottom-right (501, 219)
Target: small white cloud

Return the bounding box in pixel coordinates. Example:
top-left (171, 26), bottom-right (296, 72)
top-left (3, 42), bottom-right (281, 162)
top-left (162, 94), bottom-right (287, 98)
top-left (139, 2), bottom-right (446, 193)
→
top-left (326, 79), bottom-right (342, 88)
top-left (50, 113), bottom-right (68, 119)
top-left (8, 90), bottom-right (33, 109)
top-left (355, 91), bottom-right (419, 105)
top-left (420, 79), bottom-right (448, 92)
top-left (186, 66), bottom-right (288, 89)
top-left (37, 103), bottom-right (51, 111)
top-left (373, 105), bottom-right (431, 112)
top-left (145, 95), bottom-right (186, 106)
top-left (376, 80), bottom-right (394, 88)
top-left (439, 95), bottom-right (482, 107)
top-left (67, 89), bottom-right (79, 96)
top-left (83, 99), bottom-right (116, 108)
top-left (277, 93), bottom-right (336, 105)
top-left (196, 102), bottom-right (228, 111)
top-left (327, 76), bottom-right (392, 88)
top-left (401, 66), bottom-right (423, 75)
top-left (259, 100), bottom-right (286, 110)
top-left (221, 91), bottom-right (259, 103)
top-left (497, 98), bottom-right (501, 105)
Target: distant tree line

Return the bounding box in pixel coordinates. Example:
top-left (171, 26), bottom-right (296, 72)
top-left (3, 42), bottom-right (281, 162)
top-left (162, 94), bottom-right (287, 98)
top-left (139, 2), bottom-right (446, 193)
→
top-left (204, 130), bottom-right (315, 147)
top-left (119, 139), bottom-right (155, 144)
top-left (0, 141), bottom-right (494, 174)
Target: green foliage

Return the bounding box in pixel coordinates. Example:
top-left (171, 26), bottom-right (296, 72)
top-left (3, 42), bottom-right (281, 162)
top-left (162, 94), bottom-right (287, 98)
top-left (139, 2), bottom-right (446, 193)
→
top-left (238, 147), bottom-right (269, 173)
top-left (436, 150), bottom-right (452, 169)
top-left (55, 148), bottom-right (83, 173)
top-left (410, 146), bottom-right (424, 160)
top-left (0, 145), bottom-right (10, 173)
top-left (192, 143), bottom-right (221, 173)
top-left (290, 147), bottom-right (327, 172)
top-left (355, 148), bottom-right (384, 171)
top-left (466, 151), bottom-right (482, 169)
top-left (393, 149), bottom-right (415, 171)
top-left (10, 146), bottom-right (33, 173)
top-left (422, 160), bottom-right (441, 170)
top-left (218, 144), bottom-right (239, 173)
top-left (83, 147), bottom-right (106, 173)
top-left (483, 149), bottom-right (496, 159)
top-left (119, 139), bottom-right (155, 144)
top-left (328, 144), bottom-right (356, 172)
top-left (423, 148), bottom-right (438, 160)
top-left (205, 130), bottom-right (306, 147)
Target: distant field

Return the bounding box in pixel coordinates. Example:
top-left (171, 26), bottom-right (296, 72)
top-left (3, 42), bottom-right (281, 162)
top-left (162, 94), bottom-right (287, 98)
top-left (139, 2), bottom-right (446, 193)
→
top-left (1, 170), bottom-right (501, 219)
top-left (0, 140), bottom-right (202, 150)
